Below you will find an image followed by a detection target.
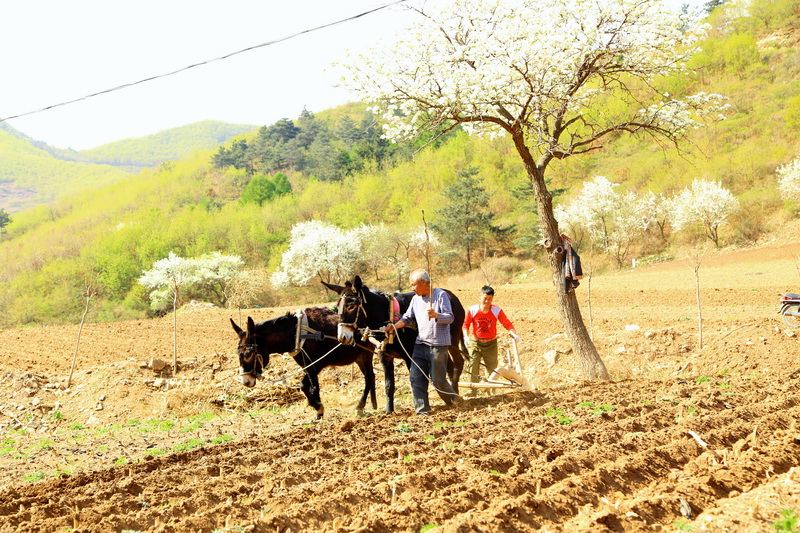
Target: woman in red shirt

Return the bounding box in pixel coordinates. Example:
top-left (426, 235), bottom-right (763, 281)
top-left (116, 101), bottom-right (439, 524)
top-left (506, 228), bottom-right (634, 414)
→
top-left (462, 286), bottom-right (520, 391)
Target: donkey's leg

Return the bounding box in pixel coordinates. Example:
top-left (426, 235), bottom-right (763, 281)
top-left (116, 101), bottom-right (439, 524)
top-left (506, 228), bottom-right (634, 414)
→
top-left (301, 372), bottom-right (324, 419)
top-left (448, 344), bottom-right (465, 395)
top-left (368, 352), bottom-right (377, 410)
top-left (382, 354), bottom-right (397, 414)
top-left (354, 355), bottom-right (376, 415)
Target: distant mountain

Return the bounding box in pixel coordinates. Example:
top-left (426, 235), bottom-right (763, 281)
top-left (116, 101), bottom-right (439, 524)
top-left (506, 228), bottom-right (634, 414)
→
top-left (0, 122), bottom-right (127, 212)
top-left (77, 121), bottom-right (258, 172)
top-left (0, 120), bottom-right (258, 212)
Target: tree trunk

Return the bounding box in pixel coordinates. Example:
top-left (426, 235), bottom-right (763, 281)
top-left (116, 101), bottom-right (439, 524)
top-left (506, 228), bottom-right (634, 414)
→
top-left (511, 130), bottom-right (610, 380)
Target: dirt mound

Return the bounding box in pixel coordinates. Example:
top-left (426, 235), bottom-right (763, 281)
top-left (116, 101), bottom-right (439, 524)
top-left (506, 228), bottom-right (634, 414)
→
top-left (1, 242), bottom-right (800, 531)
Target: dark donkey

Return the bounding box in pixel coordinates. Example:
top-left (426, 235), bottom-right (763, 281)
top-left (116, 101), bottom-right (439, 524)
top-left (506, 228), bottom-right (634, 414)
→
top-left (230, 306), bottom-right (376, 419)
top-left (322, 275), bottom-right (467, 414)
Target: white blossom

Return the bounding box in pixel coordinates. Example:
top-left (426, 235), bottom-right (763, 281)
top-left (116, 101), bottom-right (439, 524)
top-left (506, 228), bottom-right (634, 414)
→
top-left (777, 157), bottom-right (800, 202)
top-left (554, 177), bottom-right (648, 266)
top-left (671, 179), bottom-right (739, 246)
top-left (270, 221), bottom-right (392, 288)
top-left (341, 0), bottom-right (725, 150)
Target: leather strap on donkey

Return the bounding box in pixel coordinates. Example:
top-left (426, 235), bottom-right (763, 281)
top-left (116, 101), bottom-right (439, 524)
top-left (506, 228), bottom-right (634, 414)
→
top-left (289, 309), bottom-right (327, 357)
top-left (290, 309), bottom-right (372, 358)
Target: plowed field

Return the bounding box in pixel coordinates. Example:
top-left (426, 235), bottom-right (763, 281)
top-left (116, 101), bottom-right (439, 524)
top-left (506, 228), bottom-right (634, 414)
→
top-left (1, 241), bottom-right (800, 532)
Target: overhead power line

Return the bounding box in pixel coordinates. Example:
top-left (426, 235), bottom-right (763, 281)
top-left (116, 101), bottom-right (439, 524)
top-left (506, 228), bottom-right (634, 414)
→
top-left (0, 0), bottom-right (408, 123)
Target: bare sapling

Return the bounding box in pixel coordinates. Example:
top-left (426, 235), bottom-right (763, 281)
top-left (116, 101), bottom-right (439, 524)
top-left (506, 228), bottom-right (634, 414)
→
top-left (687, 245), bottom-right (708, 349)
top-left (67, 270), bottom-right (98, 389)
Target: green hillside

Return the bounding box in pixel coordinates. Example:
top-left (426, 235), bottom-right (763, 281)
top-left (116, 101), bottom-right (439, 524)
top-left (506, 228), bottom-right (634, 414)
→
top-left (77, 120), bottom-right (258, 172)
top-left (0, 121), bottom-right (258, 212)
top-left (0, 123), bottom-right (128, 212)
top-left (0, 0), bottom-right (799, 328)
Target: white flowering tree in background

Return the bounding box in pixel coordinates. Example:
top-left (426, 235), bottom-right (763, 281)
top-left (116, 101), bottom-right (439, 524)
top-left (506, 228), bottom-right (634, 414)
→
top-left (555, 177), bottom-right (648, 268)
top-left (193, 252), bottom-right (245, 306)
top-left (342, 0), bottom-right (728, 380)
top-left (271, 221), bottom-right (388, 289)
top-left (672, 179), bottom-right (739, 247)
top-left (139, 251), bottom-right (244, 373)
top-left (777, 156), bottom-right (800, 203)
top-left (640, 191), bottom-right (675, 241)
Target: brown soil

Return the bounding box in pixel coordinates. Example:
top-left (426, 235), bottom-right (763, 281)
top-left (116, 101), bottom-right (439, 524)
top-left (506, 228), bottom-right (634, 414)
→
top-left (2, 241), bottom-right (800, 532)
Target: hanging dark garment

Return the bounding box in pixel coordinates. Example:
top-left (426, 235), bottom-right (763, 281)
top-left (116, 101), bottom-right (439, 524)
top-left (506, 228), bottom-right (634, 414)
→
top-left (561, 234), bottom-right (583, 294)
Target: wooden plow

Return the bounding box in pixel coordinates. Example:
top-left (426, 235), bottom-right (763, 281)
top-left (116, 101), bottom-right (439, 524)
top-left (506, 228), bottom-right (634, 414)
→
top-left (458, 337), bottom-right (530, 393)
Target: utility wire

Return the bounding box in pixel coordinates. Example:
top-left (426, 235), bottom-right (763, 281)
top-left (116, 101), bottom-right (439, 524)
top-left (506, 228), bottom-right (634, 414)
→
top-left (0, 0), bottom-right (408, 123)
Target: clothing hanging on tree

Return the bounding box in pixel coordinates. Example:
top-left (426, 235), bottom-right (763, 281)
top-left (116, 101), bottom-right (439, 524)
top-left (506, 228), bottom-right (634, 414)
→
top-left (561, 234), bottom-right (583, 293)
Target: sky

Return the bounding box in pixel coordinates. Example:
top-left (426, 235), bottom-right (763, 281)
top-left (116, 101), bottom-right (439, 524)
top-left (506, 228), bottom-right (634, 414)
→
top-left (0, 0), bottom-right (702, 151)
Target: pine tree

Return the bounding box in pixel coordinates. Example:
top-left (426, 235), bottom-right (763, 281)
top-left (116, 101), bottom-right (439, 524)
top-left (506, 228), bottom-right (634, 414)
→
top-left (432, 167), bottom-right (495, 270)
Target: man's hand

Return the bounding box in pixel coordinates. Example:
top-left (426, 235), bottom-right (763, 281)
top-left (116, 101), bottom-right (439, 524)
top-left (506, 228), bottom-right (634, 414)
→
top-left (427, 308), bottom-right (438, 320)
top-left (511, 332), bottom-right (521, 341)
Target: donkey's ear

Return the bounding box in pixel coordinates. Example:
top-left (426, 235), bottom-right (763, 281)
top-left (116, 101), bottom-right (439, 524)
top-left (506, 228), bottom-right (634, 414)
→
top-left (247, 316), bottom-right (256, 334)
top-left (322, 280), bottom-right (345, 294)
top-left (230, 318), bottom-right (244, 336)
top-left (353, 275), bottom-right (363, 290)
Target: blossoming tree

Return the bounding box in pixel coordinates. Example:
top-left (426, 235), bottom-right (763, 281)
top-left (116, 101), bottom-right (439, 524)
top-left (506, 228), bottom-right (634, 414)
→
top-left (777, 156), bottom-right (800, 203)
top-left (342, 0), bottom-right (728, 379)
top-left (671, 179), bottom-right (739, 247)
top-left (555, 177), bottom-right (649, 268)
top-left (270, 221), bottom-right (390, 289)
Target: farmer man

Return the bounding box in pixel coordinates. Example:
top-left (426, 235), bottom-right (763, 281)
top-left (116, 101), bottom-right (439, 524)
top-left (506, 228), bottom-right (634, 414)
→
top-left (388, 269), bottom-right (462, 415)
top-left (462, 285), bottom-right (520, 394)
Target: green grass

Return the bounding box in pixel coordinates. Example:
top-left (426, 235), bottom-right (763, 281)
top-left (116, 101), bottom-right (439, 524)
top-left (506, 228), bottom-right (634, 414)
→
top-left (773, 509), bottom-right (799, 532)
top-left (144, 448), bottom-right (168, 456)
top-left (0, 438), bottom-right (16, 455)
top-left (211, 434), bottom-right (234, 445)
top-left (139, 419), bottom-right (176, 432)
top-left (22, 471), bottom-right (46, 483)
top-left (173, 438), bottom-right (205, 452)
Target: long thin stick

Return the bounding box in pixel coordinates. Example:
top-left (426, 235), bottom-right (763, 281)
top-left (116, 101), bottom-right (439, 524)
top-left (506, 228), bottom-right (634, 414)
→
top-left (421, 209), bottom-right (433, 314)
top-left (67, 281), bottom-right (94, 389)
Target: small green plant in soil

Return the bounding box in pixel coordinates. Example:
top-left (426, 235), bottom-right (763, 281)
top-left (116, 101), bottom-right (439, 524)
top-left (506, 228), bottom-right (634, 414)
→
top-left (773, 509), bottom-right (799, 533)
top-left (22, 471), bottom-right (45, 483)
top-left (144, 448), bottom-right (168, 456)
top-left (173, 438), bottom-right (205, 452)
top-left (591, 404), bottom-right (615, 416)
